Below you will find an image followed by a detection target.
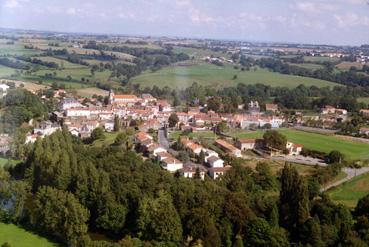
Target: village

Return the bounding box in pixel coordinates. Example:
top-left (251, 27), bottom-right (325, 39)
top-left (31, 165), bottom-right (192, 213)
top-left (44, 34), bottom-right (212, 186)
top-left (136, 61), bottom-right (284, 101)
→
top-left (2, 82), bottom-right (362, 181)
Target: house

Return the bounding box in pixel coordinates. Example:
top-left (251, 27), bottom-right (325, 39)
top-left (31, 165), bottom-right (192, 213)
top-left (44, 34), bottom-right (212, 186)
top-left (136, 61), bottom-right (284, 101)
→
top-left (321, 105), bottom-right (336, 114)
top-left (141, 94), bottom-right (157, 104)
top-left (208, 166), bottom-right (231, 180)
top-left (138, 119), bottom-right (162, 132)
top-left (186, 142), bottom-right (204, 156)
top-left (359, 127), bottom-right (369, 136)
top-left (0, 83), bottom-right (10, 96)
top-left (360, 109), bottom-right (369, 117)
top-left (59, 98), bottom-right (83, 111)
top-left (215, 139), bottom-right (242, 157)
top-left (104, 121), bottom-right (115, 132)
top-left (204, 149), bottom-right (219, 162)
top-left (207, 155), bottom-right (224, 168)
top-left (286, 142), bottom-right (303, 155)
top-left (135, 132), bottom-right (153, 144)
top-left (157, 100), bottom-right (172, 112)
top-left (248, 101), bottom-right (260, 114)
top-left (265, 104), bottom-right (278, 113)
top-left (235, 138), bottom-right (256, 151)
top-left (25, 134), bottom-right (39, 144)
top-left (161, 156), bottom-right (183, 172)
top-left (335, 109), bottom-right (347, 115)
top-left (178, 163), bottom-right (207, 180)
top-left (0, 134), bottom-right (11, 154)
top-left (109, 90), bottom-right (139, 105)
top-left (147, 144), bottom-right (167, 156)
top-left (156, 151), bottom-right (171, 161)
top-left (33, 121), bottom-right (61, 136)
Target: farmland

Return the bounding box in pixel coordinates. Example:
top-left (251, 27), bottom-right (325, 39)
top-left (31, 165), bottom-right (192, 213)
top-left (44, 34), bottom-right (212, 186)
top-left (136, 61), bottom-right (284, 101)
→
top-left (0, 223), bottom-right (58, 247)
top-left (227, 128), bottom-right (369, 160)
top-left (328, 172), bottom-right (369, 208)
top-left (131, 63), bottom-right (338, 89)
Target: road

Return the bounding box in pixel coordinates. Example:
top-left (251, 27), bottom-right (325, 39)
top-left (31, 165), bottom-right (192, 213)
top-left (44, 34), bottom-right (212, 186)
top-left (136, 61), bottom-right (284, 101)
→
top-left (321, 167), bottom-right (369, 192)
top-left (158, 129), bottom-right (178, 156)
top-left (268, 154), bottom-right (369, 192)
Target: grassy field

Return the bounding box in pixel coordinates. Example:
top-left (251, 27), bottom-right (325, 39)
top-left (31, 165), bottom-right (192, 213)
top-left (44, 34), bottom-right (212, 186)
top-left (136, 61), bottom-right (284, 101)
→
top-left (336, 61), bottom-right (363, 71)
top-left (358, 97), bottom-right (369, 105)
top-left (0, 157), bottom-right (21, 167)
top-left (288, 63), bottom-right (324, 70)
top-left (0, 223), bottom-right (58, 247)
top-left (169, 131), bottom-right (217, 141)
top-left (303, 56), bottom-right (340, 63)
top-left (73, 87), bottom-right (109, 97)
top-left (328, 172), bottom-right (369, 208)
top-left (131, 63), bottom-right (338, 89)
top-left (35, 56), bottom-right (87, 69)
top-left (227, 129), bottom-right (369, 160)
top-left (91, 132), bottom-right (120, 147)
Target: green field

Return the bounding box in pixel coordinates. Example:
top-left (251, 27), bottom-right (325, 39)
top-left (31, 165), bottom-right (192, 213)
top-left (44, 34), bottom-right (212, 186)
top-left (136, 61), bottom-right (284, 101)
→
top-left (131, 63), bottom-right (338, 89)
top-left (0, 223), bottom-right (58, 247)
top-left (288, 63), bottom-right (324, 70)
top-left (169, 131), bottom-right (217, 141)
top-left (358, 97), bottom-right (369, 105)
top-left (228, 129), bottom-right (369, 160)
top-left (303, 56), bottom-right (340, 63)
top-left (328, 172), bottom-right (369, 208)
top-left (91, 132), bottom-right (120, 147)
top-left (35, 56), bottom-right (87, 69)
top-left (0, 158), bottom-right (20, 167)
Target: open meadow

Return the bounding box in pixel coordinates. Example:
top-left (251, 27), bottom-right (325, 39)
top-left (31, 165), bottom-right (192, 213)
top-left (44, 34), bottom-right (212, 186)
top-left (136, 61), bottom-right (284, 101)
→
top-left (0, 223), bottom-right (58, 247)
top-left (227, 128), bottom-right (369, 161)
top-left (328, 172), bottom-right (369, 208)
top-left (131, 63), bottom-right (338, 89)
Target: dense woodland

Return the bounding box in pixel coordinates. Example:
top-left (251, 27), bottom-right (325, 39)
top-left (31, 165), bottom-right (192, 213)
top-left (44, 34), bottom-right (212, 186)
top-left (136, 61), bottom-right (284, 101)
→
top-left (0, 129), bottom-right (369, 246)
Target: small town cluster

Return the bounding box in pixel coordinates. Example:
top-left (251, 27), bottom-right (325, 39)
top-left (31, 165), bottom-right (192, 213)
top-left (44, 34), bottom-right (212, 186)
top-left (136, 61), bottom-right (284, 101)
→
top-left (9, 84), bottom-right (366, 180)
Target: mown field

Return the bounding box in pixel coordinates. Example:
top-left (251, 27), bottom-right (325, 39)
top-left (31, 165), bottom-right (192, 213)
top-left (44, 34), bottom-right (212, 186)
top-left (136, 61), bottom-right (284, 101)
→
top-left (303, 56), bottom-right (340, 63)
top-left (0, 223), bottom-right (58, 247)
top-left (227, 128), bottom-right (369, 160)
top-left (169, 131), bottom-right (217, 141)
top-left (288, 63), bottom-right (324, 70)
top-left (131, 63), bottom-right (338, 89)
top-left (328, 172), bottom-right (369, 208)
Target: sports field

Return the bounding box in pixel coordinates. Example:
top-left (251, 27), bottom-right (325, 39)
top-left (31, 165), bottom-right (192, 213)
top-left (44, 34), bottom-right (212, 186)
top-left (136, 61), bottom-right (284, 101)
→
top-left (227, 129), bottom-right (369, 160)
top-left (328, 172), bottom-right (369, 208)
top-left (0, 223), bottom-right (58, 247)
top-left (131, 63), bottom-right (338, 89)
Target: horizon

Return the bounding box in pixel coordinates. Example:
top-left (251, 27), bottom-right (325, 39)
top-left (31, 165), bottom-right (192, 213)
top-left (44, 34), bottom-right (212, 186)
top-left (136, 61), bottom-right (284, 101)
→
top-left (1, 0), bottom-right (369, 46)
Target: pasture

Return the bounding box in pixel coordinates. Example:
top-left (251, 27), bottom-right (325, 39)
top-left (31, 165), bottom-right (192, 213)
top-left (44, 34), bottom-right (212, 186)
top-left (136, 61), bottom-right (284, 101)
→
top-left (131, 63), bottom-right (338, 89)
top-left (336, 61), bottom-right (363, 71)
top-left (288, 63), bottom-right (324, 70)
top-left (0, 223), bottom-right (58, 247)
top-left (328, 172), bottom-right (369, 208)
top-left (227, 128), bottom-right (369, 160)
top-left (303, 56), bottom-right (340, 63)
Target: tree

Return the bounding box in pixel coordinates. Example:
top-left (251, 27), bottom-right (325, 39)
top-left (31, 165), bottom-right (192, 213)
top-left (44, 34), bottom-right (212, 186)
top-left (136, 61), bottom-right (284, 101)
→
top-left (30, 186), bottom-right (89, 245)
top-left (90, 127), bottom-right (105, 142)
top-left (279, 164), bottom-right (309, 234)
top-left (216, 121), bottom-right (228, 133)
top-left (137, 191), bottom-right (182, 243)
top-left (263, 130), bottom-right (287, 151)
top-left (168, 113), bottom-right (179, 128)
top-left (114, 115), bottom-right (121, 132)
top-left (198, 150), bottom-right (205, 165)
top-left (327, 150), bottom-right (344, 164)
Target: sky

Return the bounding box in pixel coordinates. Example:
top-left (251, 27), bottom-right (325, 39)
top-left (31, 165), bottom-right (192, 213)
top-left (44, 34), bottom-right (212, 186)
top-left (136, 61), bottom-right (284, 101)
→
top-left (0, 0), bottom-right (368, 45)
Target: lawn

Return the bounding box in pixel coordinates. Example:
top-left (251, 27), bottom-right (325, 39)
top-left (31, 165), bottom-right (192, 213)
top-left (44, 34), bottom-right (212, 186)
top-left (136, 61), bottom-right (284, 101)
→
top-left (328, 172), bottom-right (369, 208)
top-left (227, 129), bottom-right (369, 160)
top-left (0, 157), bottom-right (21, 167)
top-left (303, 56), bottom-right (340, 63)
top-left (0, 223), bottom-right (58, 247)
top-left (91, 132), bottom-right (120, 147)
top-left (131, 63), bottom-right (338, 89)
top-left (358, 97), bottom-right (369, 105)
top-left (336, 61), bottom-right (363, 71)
top-left (288, 63), bottom-right (324, 70)
top-left (168, 131), bottom-right (217, 141)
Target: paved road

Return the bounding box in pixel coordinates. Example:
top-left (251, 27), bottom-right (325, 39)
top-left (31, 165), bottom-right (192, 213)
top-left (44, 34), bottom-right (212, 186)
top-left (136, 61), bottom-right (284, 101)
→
top-left (321, 167), bottom-right (369, 192)
top-left (158, 129), bottom-right (178, 156)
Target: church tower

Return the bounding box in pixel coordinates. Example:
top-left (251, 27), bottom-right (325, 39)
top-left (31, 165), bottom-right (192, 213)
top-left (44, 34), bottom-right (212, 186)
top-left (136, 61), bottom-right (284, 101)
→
top-left (109, 89), bottom-right (115, 104)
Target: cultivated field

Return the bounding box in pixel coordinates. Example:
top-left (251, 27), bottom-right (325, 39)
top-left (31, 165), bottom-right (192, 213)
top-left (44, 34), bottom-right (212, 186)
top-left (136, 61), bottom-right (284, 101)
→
top-left (303, 56), bottom-right (340, 63)
top-left (227, 128), bottom-right (369, 160)
top-left (0, 223), bottom-right (58, 247)
top-left (131, 63), bottom-right (338, 89)
top-left (288, 63), bottom-right (324, 70)
top-left (328, 172), bottom-right (369, 208)
top-left (336, 61), bottom-right (363, 70)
